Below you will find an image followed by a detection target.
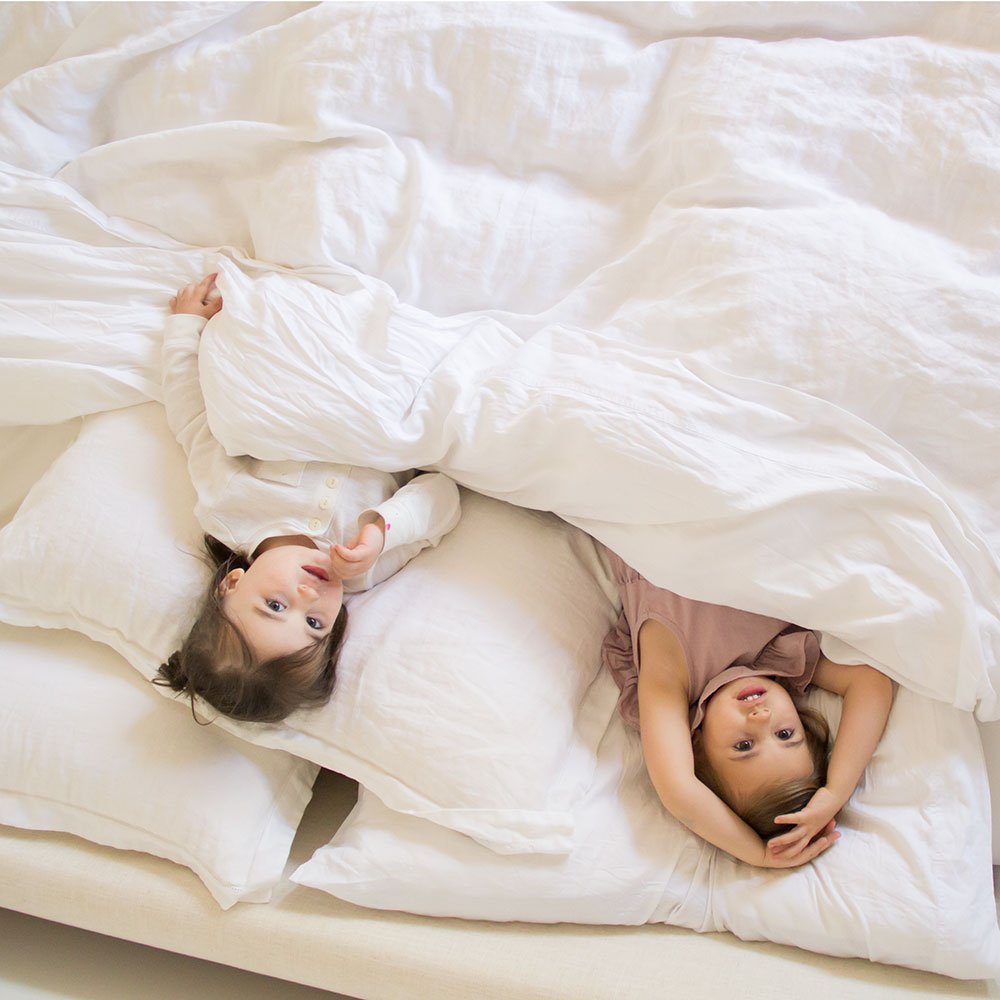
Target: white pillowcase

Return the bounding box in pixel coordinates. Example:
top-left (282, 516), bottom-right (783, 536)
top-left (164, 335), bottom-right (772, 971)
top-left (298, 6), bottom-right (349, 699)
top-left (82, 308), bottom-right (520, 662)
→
top-left (0, 406), bottom-right (209, 656)
top-left (0, 621), bottom-right (317, 909)
top-left (0, 402), bottom-right (620, 854)
top-left (293, 684), bottom-right (1000, 981)
top-left (0, 420), bottom-right (81, 529)
top-left (976, 718), bottom-right (1000, 864)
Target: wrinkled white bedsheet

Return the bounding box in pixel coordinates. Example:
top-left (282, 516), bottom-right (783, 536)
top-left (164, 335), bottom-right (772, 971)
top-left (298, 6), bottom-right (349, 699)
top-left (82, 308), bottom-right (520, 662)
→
top-left (1, 2), bottom-right (999, 719)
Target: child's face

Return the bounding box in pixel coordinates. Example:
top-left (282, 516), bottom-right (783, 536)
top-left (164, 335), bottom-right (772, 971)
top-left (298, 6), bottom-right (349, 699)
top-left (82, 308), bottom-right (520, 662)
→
top-left (219, 543), bottom-right (344, 662)
top-left (698, 676), bottom-right (815, 805)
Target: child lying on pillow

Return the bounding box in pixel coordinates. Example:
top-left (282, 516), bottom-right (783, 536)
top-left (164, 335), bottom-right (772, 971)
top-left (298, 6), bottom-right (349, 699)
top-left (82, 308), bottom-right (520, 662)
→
top-left (601, 548), bottom-right (893, 868)
top-left (156, 274), bottom-right (461, 723)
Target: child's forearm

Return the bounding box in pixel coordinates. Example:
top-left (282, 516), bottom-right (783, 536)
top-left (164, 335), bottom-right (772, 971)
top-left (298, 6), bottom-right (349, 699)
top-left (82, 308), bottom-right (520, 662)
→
top-left (161, 312), bottom-right (240, 519)
top-left (368, 472), bottom-right (461, 555)
top-left (637, 684), bottom-right (770, 866)
top-left (824, 668), bottom-right (893, 807)
top-left (161, 313), bottom-right (210, 455)
top-left (654, 775), bottom-right (768, 866)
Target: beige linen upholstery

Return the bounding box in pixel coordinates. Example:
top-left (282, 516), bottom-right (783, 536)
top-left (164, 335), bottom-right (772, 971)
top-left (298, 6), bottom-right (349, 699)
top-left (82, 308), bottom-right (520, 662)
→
top-left (1, 769), bottom-right (995, 1000)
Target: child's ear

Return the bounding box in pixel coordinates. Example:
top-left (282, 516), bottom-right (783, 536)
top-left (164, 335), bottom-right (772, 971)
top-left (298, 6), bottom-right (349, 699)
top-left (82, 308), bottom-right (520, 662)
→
top-left (218, 568), bottom-right (244, 596)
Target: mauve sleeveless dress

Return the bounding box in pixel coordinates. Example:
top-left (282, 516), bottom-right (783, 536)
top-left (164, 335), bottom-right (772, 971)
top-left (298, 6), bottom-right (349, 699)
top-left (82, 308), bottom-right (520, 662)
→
top-left (600, 548), bottom-right (821, 732)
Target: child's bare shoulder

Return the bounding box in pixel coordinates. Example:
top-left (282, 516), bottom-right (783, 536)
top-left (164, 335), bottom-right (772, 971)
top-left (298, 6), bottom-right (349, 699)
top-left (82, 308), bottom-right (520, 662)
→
top-left (637, 618), bottom-right (690, 696)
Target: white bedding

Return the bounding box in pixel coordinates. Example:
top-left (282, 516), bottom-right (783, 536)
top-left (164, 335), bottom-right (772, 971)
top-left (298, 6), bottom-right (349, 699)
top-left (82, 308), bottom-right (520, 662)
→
top-left (3, 1), bottom-right (998, 719)
top-left (296, 685), bottom-right (1000, 980)
top-left (0, 402), bottom-right (620, 855)
top-left (3, 409), bottom-right (999, 980)
top-left (2, 0), bottom-right (1000, 982)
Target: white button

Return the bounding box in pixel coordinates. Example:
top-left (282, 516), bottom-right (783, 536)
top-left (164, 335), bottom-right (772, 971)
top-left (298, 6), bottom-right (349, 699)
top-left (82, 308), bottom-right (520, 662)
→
top-left (308, 519), bottom-right (321, 531)
top-left (326, 476), bottom-right (338, 488)
top-left (318, 497), bottom-right (330, 510)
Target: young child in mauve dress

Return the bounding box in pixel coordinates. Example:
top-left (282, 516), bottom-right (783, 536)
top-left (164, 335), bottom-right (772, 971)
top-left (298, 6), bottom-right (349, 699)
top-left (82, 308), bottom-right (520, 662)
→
top-left (601, 548), bottom-right (893, 869)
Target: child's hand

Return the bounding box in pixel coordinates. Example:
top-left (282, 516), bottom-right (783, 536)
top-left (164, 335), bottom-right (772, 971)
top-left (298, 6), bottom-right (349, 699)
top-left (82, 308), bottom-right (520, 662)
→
top-left (329, 518), bottom-right (386, 581)
top-left (760, 818), bottom-right (840, 868)
top-left (768, 786), bottom-right (842, 859)
top-left (170, 273), bottom-right (223, 320)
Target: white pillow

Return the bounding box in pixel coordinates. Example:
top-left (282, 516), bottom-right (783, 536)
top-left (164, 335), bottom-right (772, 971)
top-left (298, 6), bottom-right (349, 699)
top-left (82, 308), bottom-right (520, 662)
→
top-left (976, 718), bottom-right (1000, 864)
top-left (293, 684), bottom-right (1000, 981)
top-left (0, 406), bottom-right (208, 656)
top-left (0, 403), bottom-right (620, 854)
top-left (0, 621), bottom-right (317, 909)
top-left (0, 420), bottom-right (81, 529)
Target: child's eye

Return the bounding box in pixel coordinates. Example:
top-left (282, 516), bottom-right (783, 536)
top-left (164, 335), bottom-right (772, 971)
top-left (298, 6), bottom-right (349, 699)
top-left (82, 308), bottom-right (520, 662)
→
top-left (265, 599), bottom-right (286, 613)
top-left (734, 739), bottom-right (753, 752)
top-left (306, 616), bottom-right (323, 630)
top-left (776, 728), bottom-right (795, 740)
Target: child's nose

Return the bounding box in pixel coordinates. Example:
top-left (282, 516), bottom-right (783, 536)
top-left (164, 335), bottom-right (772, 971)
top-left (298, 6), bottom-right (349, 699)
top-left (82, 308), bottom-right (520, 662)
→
top-left (747, 705), bottom-right (770, 721)
top-left (298, 583), bottom-right (319, 599)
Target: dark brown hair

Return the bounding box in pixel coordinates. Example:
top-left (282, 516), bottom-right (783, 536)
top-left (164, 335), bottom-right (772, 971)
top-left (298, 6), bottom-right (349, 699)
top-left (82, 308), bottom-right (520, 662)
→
top-left (154, 535), bottom-right (347, 723)
top-left (693, 692), bottom-right (831, 840)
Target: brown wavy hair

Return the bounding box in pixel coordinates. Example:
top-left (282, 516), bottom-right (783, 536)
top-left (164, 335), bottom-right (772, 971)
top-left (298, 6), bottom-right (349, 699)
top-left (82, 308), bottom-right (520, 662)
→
top-left (154, 535), bottom-right (348, 723)
top-left (693, 690), bottom-right (831, 840)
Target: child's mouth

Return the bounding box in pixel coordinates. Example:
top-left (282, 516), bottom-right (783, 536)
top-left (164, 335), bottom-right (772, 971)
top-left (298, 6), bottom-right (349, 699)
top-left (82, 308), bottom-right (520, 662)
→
top-left (736, 685), bottom-right (767, 702)
top-left (303, 565), bottom-right (329, 582)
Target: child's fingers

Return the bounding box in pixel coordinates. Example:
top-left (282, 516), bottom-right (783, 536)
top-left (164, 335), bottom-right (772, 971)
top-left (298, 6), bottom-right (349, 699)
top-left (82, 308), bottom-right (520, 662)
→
top-left (329, 549), bottom-right (354, 571)
top-left (769, 832), bottom-right (810, 857)
top-left (779, 829), bottom-right (840, 867)
top-left (170, 279), bottom-right (223, 318)
top-left (769, 833), bottom-right (799, 853)
top-left (772, 810), bottom-right (804, 826)
top-left (329, 542), bottom-right (379, 580)
top-left (772, 811), bottom-right (835, 835)
top-left (815, 829), bottom-right (841, 853)
top-left (773, 817), bottom-right (838, 857)
top-left (332, 540), bottom-right (366, 561)
top-left (768, 821), bottom-right (808, 845)
top-left (800, 834), bottom-right (837, 863)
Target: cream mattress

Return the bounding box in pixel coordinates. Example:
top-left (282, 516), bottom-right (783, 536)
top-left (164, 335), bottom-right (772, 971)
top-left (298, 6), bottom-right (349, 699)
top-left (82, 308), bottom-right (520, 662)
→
top-left (2, 768), bottom-right (997, 1000)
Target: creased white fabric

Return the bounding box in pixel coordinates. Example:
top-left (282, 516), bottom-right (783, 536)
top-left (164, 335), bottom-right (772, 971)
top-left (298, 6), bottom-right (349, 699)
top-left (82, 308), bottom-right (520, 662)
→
top-left (2, 1), bottom-right (1000, 977)
top-left (295, 686), bottom-right (1000, 980)
top-left (1, 3), bottom-right (998, 720)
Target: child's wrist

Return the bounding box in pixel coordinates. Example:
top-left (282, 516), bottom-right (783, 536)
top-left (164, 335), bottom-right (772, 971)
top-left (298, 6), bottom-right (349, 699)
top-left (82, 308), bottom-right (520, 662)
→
top-left (818, 782), bottom-right (851, 814)
top-left (357, 511), bottom-right (387, 553)
top-left (359, 511), bottom-right (386, 533)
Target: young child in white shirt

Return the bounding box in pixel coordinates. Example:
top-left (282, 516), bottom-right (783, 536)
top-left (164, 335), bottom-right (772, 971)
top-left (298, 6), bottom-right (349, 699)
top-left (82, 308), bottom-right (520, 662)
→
top-left (157, 274), bottom-right (462, 723)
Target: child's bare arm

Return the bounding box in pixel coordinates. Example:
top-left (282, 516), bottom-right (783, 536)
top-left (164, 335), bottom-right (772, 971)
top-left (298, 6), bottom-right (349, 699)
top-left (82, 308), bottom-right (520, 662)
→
top-left (637, 633), bottom-right (837, 868)
top-left (769, 658), bottom-right (893, 858)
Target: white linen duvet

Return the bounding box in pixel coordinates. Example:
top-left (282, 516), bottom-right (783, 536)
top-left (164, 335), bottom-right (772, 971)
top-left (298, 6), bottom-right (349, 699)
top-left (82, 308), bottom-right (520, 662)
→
top-left (1, 0), bottom-right (999, 981)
